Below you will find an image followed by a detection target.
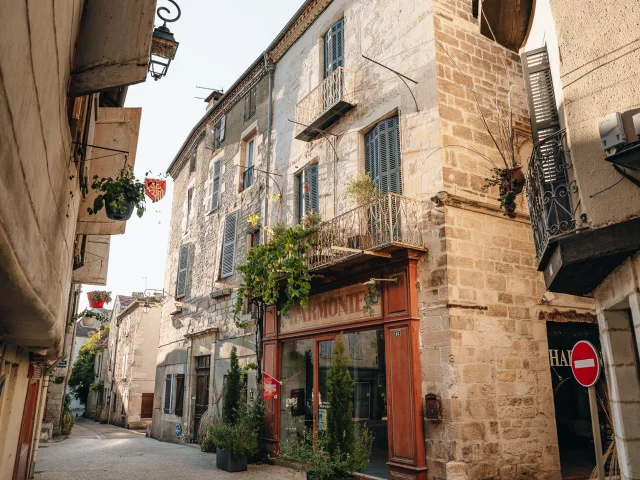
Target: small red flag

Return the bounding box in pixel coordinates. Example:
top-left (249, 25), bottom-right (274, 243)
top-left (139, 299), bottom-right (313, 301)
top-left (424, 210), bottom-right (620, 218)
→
top-left (144, 178), bottom-right (166, 202)
top-left (263, 372), bottom-right (279, 399)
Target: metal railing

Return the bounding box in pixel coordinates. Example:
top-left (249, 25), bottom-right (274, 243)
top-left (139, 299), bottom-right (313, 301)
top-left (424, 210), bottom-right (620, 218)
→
top-left (525, 129), bottom-right (579, 260)
top-left (306, 193), bottom-right (425, 271)
top-left (295, 67), bottom-right (354, 128)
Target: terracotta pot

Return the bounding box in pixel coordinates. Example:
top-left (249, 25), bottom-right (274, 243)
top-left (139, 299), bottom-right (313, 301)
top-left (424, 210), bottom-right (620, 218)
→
top-left (87, 293), bottom-right (105, 308)
top-left (504, 166), bottom-right (526, 194)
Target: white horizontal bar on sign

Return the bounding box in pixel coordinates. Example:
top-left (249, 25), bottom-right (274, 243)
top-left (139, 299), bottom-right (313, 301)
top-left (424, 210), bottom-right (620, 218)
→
top-left (574, 359), bottom-right (595, 369)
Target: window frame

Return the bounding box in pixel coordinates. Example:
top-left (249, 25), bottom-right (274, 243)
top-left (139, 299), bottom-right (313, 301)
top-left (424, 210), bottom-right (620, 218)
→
top-left (296, 163), bottom-right (319, 222)
top-left (242, 137), bottom-right (255, 191)
top-left (213, 117), bottom-right (225, 150)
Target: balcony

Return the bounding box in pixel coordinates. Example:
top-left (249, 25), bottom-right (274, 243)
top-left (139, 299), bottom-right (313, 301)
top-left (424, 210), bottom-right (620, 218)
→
top-left (525, 129), bottom-right (640, 296)
top-left (306, 193), bottom-right (426, 272)
top-left (295, 67), bottom-right (355, 142)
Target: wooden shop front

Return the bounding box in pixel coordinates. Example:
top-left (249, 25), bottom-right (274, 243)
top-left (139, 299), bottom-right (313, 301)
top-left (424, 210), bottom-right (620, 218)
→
top-left (262, 252), bottom-right (427, 480)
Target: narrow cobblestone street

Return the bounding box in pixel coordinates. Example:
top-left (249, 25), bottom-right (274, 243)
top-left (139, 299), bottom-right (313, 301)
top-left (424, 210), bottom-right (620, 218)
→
top-left (34, 418), bottom-right (302, 480)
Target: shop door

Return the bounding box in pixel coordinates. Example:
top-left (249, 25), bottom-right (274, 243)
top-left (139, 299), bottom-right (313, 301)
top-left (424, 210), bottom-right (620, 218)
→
top-left (13, 380), bottom-right (38, 480)
top-left (547, 322), bottom-right (612, 479)
top-left (193, 355), bottom-right (210, 442)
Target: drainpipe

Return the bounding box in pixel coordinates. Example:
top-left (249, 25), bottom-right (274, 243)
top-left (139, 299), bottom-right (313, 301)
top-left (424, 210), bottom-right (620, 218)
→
top-left (263, 52), bottom-right (275, 240)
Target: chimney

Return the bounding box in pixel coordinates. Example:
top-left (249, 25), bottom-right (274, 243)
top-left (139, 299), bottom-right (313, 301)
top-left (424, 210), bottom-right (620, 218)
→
top-left (205, 89), bottom-right (224, 111)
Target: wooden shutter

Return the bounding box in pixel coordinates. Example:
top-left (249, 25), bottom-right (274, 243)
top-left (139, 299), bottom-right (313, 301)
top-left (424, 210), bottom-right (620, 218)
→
top-left (176, 244), bottom-right (189, 298)
top-left (308, 164), bottom-right (319, 213)
top-left (163, 375), bottom-right (172, 413)
top-left (221, 211), bottom-right (238, 278)
top-left (324, 18), bottom-right (345, 78)
top-left (211, 160), bottom-right (221, 211)
top-left (174, 374), bottom-right (185, 416)
top-left (365, 124), bottom-right (380, 189)
top-left (380, 117), bottom-right (402, 195)
top-left (69, 0), bottom-right (156, 95)
top-left (297, 174), bottom-right (304, 222)
top-left (220, 115), bottom-right (226, 141)
top-left (141, 393), bottom-right (153, 418)
top-left (522, 47), bottom-right (564, 183)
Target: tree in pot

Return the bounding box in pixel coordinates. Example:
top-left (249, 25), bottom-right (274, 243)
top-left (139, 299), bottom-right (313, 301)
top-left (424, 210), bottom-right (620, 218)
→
top-left (87, 165), bottom-right (147, 221)
top-left (223, 346), bottom-right (243, 425)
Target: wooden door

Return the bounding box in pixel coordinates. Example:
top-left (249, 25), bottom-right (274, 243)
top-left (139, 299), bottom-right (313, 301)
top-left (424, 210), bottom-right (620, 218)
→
top-left (140, 393), bottom-right (153, 419)
top-left (13, 381), bottom-right (38, 480)
top-left (194, 368), bottom-right (210, 442)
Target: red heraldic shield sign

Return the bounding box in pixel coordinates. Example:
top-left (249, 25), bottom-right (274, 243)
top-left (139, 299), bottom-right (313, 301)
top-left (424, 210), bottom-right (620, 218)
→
top-left (571, 340), bottom-right (601, 387)
top-left (144, 178), bottom-right (166, 202)
top-left (263, 372), bottom-right (278, 399)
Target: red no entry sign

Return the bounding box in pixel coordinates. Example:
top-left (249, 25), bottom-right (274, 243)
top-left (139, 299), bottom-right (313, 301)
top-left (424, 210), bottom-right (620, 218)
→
top-left (571, 340), bottom-right (600, 387)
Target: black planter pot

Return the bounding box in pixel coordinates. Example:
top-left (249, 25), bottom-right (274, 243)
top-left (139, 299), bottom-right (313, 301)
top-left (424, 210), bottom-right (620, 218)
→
top-left (105, 199), bottom-right (134, 221)
top-left (215, 448), bottom-right (247, 472)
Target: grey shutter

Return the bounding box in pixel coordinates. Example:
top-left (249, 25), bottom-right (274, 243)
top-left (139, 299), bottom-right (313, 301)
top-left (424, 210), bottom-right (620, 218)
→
top-left (309, 164), bottom-right (319, 213)
top-left (366, 117), bottom-right (401, 195)
top-left (221, 211), bottom-right (238, 278)
top-left (176, 245), bottom-right (189, 298)
top-left (174, 374), bottom-right (185, 416)
top-left (324, 18), bottom-right (344, 78)
top-left (211, 160), bottom-right (221, 211)
top-left (522, 47), bottom-right (564, 183)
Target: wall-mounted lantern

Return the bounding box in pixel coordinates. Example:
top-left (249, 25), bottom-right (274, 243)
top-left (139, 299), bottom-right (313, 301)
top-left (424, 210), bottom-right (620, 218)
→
top-left (425, 393), bottom-right (442, 422)
top-left (149, 0), bottom-right (181, 81)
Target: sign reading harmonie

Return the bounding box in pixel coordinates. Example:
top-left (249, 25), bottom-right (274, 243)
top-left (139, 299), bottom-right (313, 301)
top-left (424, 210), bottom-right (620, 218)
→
top-left (280, 283), bottom-right (382, 334)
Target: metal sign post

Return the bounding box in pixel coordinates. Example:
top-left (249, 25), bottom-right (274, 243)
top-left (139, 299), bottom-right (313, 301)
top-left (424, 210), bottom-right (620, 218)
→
top-left (571, 341), bottom-right (605, 480)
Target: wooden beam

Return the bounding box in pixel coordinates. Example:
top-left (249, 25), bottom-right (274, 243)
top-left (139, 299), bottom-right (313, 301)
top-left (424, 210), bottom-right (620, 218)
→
top-left (330, 246), bottom-right (392, 258)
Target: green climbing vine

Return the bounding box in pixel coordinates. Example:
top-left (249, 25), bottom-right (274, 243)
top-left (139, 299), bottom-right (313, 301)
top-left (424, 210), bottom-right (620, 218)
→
top-left (234, 221), bottom-right (318, 326)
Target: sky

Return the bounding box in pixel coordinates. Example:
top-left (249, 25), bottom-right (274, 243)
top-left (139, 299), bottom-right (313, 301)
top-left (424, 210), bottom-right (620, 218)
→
top-left (78, 0), bottom-right (305, 311)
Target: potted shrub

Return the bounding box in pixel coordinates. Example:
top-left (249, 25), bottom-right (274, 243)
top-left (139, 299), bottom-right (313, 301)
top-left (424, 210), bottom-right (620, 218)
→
top-left (484, 165), bottom-right (526, 219)
top-left (345, 173), bottom-right (378, 248)
top-left (87, 166), bottom-right (146, 221)
top-left (87, 291), bottom-right (111, 308)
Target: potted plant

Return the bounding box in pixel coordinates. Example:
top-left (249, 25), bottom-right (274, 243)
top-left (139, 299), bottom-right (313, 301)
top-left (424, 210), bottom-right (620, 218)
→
top-left (207, 422), bottom-right (254, 472)
top-left (345, 173), bottom-right (379, 248)
top-left (87, 166), bottom-right (146, 221)
top-left (484, 165), bottom-right (526, 219)
top-left (87, 291), bottom-right (112, 308)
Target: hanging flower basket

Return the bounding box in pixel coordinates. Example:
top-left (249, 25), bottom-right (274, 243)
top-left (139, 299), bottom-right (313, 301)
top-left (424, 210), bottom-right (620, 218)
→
top-left (87, 291), bottom-right (112, 308)
top-left (105, 198), bottom-right (135, 221)
top-left (502, 166), bottom-right (525, 195)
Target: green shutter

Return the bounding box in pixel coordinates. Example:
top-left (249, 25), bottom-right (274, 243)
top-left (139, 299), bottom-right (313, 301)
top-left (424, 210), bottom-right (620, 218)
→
top-left (365, 117), bottom-right (401, 194)
top-left (221, 211), bottom-right (238, 278)
top-left (324, 18), bottom-right (344, 78)
top-left (176, 244), bottom-right (189, 298)
top-left (297, 174), bottom-right (304, 222)
top-left (309, 164), bottom-right (319, 213)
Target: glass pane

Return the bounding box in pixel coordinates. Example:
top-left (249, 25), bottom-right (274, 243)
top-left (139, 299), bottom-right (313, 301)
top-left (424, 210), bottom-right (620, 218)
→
top-left (280, 339), bottom-right (314, 443)
top-left (317, 329), bottom-right (388, 479)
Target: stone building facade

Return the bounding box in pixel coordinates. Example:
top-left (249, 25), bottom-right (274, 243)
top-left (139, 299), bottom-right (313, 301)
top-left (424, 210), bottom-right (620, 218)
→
top-left (0, 1), bottom-right (159, 477)
top-left (154, 0), bottom-right (639, 478)
top-left (521, 0), bottom-right (640, 478)
top-left (103, 299), bottom-right (161, 429)
top-left (152, 64), bottom-right (272, 442)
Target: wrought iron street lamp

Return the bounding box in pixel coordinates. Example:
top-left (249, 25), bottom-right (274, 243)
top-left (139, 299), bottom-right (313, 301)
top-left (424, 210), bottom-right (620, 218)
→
top-left (149, 0), bottom-right (181, 80)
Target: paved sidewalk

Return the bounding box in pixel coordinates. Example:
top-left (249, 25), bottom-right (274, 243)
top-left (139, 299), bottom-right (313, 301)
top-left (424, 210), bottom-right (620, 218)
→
top-left (35, 418), bottom-right (303, 480)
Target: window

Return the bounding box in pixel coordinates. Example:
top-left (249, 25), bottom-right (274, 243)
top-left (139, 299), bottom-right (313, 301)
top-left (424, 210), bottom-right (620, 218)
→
top-left (365, 116), bottom-right (402, 194)
top-left (174, 374), bottom-right (185, 416)
top-left (324, 18), bottom-right (344, 78)
top-left (244, 86), bottom-right (257, 121)
top-left (220, 211), bottom-right (238, 278)
top-left (297, 163), bottom-right (319, 221)
top-left (189, 149), bottom-right (197, 173)
top-left (176, 244), bottom-right (190, 298)
top-left (214, 116), bottom-right (226, 150)
top-left (210, 159), bottom-right (222, 211)
top-left (181, 186), bottom-right (194, 233)
top-left (164, 375), bottom-right (172, 414)
top-left (112, 392), bottom-right (117, 412)
top-left (243, 138), bottom-right (255, 190)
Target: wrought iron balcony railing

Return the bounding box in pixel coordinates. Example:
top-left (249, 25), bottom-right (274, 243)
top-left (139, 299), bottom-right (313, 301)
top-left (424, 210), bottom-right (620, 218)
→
top-left (295, 67), bottom-right (355, 141)
top-left (306, 193), bottom-right (425, 271)
top-left (525, 129), bottom-right (579, 261)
